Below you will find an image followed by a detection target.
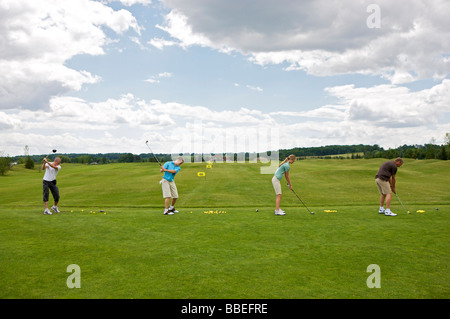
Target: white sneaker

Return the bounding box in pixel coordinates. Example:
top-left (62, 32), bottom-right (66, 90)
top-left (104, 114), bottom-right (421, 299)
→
top-left (275, 209), bottom-right (286, 215)
top-left (44, 209), bottom-right (52, 215)
top-left (378, 208), bottom-right (385, 214)
top-left (385, 211), bottom-right (397, 216)
top-left (51, 206), bottom-right (60, 213)
top-left (164, 211), bottom-right (174, 215)
top-left (169, 207), bottom-right (179, 213)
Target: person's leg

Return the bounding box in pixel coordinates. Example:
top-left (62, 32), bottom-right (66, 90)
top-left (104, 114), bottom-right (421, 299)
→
top-left (380, 194), bottom-right (386, 207)
top-left (169, 182), bottom-right (179, 213)
top-left (276, 194), bottom-right (282, 211)
top-left (165, 197), bottom-right (171, 210)
top-left (377, 179), bottom-right (396, 216)
top-left (384, 193), bottom-right (397, 216)
top-left (376, 178), bottom-right (389, 213)
top-left (161, 179), bottom-right (173, 214)
top-left (385, 193), bottom-right (392, 210)
top-left (49, 182), bottom-right (60, 213)
top-left (43, 181), bottom-right (51, 214)
top-left (272, 176), bottom-right (284, 214)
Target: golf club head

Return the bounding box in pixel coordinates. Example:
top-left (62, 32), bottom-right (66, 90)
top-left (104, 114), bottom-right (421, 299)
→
top-left (52, 149), bottom-right (57, 153)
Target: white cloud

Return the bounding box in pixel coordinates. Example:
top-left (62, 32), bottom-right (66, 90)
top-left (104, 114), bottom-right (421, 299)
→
top-left (148, 37), bottom-right (178, 50)
top-left (144, 78), bottom-right (160, 84)
top-left (246, 85), bottom-right (263, 93)
top-left (144, 72), bottom-right (173, 84)
top-left (2, 1), bottom-right (449, 156)
top-left (154, 10), bottom-right (212, 48)
top-left (109, 0), bottom-right (152, 7)
top-left (158, 72), bottom-right (172, 78)
top-left (49, 94), bottom-right (176, 127)
top-left (271, 79), bottom-right (450, 129)
top-left (3, 79), bottom-right (449, 156)
top-left (0, 0), bottom-right (142, 109)
top-left (158, 0), bottom-right (450, 83)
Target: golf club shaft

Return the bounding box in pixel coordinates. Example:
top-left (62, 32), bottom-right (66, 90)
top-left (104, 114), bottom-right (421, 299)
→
top-left (290, 187), bottom-right (314, 214)
top-left (44, 149), bottom-right (57, 161)
top-left (145, 141), bottom-right (162, 166)
top-left (394, 193), bottom-right (408, 214)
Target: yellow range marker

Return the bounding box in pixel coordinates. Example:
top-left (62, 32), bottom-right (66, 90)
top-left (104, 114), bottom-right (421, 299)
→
top-left (323, 210), bottom-right (338, 213)
top-left (416, 210), bottom-right (425, 213)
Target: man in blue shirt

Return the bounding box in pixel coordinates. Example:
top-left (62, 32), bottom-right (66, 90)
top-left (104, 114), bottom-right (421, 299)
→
top-left (160, 156), bottom-right (184, 215)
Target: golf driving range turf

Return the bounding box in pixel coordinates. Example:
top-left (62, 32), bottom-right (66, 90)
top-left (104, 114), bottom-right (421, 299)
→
top-left (0, 159), bottom-right (449, 298)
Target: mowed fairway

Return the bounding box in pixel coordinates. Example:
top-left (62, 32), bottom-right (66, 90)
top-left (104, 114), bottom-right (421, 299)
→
top-left (0, 159), bottom-right (449, 298)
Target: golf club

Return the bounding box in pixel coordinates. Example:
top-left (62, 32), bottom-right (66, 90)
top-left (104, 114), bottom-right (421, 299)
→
top-left (289, 185), bottom-right (315, 215)
top-left (145, 140), bottom-right (162, 166)
top-left (394, 192), bottom-right (410, 214)
top-left (44, 149), bottom-right (57, 161)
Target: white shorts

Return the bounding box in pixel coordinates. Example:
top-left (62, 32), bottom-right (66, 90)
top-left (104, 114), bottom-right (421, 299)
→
top-left (161, 179), bottom-right (178, 198)
top-left (272, 176), bottom-right (282, 195)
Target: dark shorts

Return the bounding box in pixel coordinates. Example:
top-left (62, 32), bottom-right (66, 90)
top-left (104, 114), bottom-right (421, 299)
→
top-left (43, 180), bottom-right (60, 203)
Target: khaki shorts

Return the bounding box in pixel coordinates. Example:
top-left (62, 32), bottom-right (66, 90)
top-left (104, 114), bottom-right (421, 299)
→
top-left (161, 179), bottom-right (178, 198)
top-left (272, 176), bottom-right (282, 195)
top-left (375, 178), bottom-right (391, 195)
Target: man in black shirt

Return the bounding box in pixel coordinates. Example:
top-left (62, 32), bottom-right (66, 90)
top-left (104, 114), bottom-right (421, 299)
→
top-left (375, 157), bottom-right (404, 216)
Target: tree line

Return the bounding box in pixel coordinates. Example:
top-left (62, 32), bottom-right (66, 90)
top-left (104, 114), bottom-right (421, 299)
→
top-left (1, 141), bottom-right (449, 176)
top-left (279, 143), bottom-right (449, 160)
top-left (8, 152), bottom-right (173, 165)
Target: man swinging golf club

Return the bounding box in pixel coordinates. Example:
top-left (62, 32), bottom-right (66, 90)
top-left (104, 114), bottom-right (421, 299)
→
top-left (272, 154), bottom-right (295, 215)
top-left (160, 156), bottom-right (184, 215)
top-left (375, 157), bottom-right (404, 216)
top-left (42, 156), bottom-right (62, 215)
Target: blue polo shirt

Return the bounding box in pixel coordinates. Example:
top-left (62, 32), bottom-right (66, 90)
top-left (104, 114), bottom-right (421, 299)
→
top-left (163, 161), bottom-right (181, 182)
top-left (274, 162), bottom-right (290, 181)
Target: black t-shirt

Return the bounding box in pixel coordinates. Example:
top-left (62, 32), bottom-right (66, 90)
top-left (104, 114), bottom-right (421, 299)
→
top-left (375, 161), bottom-right (397, 181)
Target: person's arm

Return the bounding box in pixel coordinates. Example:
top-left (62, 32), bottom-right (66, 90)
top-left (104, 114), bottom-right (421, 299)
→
top-left (161, 167), bottom-right (176, 174)
top-left (160, 163), bottom-right (176, 174)
top-left (285, 171), bottom-right (293, 190)
top-left (42, 160), bottom-right (47, 171)
top-left (43, 159), bottom-right (59, 170)
top-left (390, 174), bottom-right (396, 193)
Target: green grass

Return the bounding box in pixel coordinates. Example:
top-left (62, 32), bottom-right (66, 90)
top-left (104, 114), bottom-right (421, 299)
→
top-left (0, 159), bottom-right (449, 298)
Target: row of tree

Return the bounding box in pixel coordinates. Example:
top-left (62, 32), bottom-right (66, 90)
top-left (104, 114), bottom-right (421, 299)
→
top-left (279, 143), bottom-right (450, 160)
top-left (9, 152), bottom-right (174, 165)
top-left (1, 142), bottom-right (449, 175)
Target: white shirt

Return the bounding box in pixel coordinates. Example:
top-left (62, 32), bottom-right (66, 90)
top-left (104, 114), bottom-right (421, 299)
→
top-left (43, 163), bottom-right (61, 181)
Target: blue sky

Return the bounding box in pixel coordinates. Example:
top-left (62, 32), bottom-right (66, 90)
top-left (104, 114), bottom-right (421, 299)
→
top-left (1, 0), bottom-right (449, 156)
